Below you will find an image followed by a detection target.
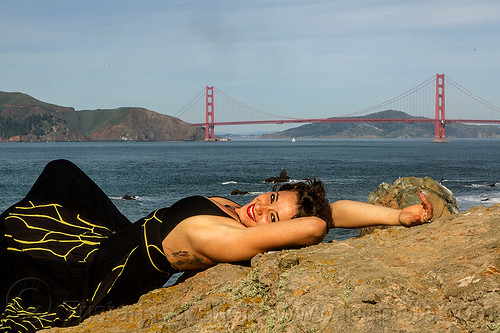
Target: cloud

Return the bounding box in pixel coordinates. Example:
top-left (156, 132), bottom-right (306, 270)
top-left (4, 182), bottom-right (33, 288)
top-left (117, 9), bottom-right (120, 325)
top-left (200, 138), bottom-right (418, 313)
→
top-left (0, 0), bottom-right (498, 127)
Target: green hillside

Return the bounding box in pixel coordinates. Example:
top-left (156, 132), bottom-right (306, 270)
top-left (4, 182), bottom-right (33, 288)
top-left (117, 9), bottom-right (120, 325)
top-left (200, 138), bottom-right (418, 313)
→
top-left (0, 91), bottom-right (205, 142)
top-left (62, 108), bottom-right (132, 136)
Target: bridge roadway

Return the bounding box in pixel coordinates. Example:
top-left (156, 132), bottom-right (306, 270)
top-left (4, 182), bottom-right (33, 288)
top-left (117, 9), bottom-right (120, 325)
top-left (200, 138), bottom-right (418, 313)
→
top-left (192, 118), bottom-right (500, 127)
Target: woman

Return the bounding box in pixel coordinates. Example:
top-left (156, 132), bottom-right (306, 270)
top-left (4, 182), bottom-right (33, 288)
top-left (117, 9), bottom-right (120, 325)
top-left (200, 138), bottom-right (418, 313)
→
top-left (0, 160), bottom-right (432, 332)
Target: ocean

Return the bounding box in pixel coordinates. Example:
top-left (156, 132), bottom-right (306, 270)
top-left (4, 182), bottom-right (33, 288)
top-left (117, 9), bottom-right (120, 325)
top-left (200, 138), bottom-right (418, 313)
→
top-left (1, 139), bottom-right (499, 241)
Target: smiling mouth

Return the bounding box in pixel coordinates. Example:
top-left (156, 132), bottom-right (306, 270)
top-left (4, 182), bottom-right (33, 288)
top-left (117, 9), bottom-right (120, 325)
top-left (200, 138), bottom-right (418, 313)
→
top-left (247, 204), bottom-right (256, 222)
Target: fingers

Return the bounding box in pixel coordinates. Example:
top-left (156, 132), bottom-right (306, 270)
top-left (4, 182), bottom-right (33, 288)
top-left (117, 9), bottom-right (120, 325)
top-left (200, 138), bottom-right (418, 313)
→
top-left (419, 191), bottom-right (433, 222)
top-left (402, 213), bottom-right (424, 227)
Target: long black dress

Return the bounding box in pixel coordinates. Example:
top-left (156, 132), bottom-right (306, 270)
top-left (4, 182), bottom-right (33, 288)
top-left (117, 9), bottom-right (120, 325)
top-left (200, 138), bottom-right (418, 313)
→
top-left (0, 159), bottom-right (231, 332)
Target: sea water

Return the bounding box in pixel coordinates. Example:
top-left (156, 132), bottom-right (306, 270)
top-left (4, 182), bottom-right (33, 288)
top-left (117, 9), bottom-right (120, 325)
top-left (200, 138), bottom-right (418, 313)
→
top-left (1, 139), bottom-right (499, 241)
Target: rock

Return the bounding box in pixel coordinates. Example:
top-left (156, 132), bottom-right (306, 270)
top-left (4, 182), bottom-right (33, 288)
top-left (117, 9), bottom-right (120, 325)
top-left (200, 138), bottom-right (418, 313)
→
top-left (121, 194), bottom-right (137, 200)
top-left (360, 176), bottom-right (459, 237)
top-left (265, 169), bottom-right (291, 183)
top-left (230, 189), bottom-right (249, 195)
top-left (366, 176), bottom-right (458, 213)
top-left (42, 204), bottom-right (500, 333)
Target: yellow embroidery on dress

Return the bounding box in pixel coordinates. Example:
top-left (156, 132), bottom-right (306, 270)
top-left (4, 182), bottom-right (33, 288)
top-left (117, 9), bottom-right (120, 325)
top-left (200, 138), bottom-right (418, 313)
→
top-left (3, 290), bottom-right (84, 330)
top-left (2, 297), bottom-right (58, 331)
top-left (81, 247), bottom-right (99, 263)
top-left (10, 202), bottom-right (113, 234)
top-left (141, 209), bottom-right (162, 226)
top-left (9, 208), bottom-right (92, 233)
top-left (107, 246), bottom-right (139, 293)
top-left (76, 214), bottom-right (113, 234)
top-left (58, 302), bottom-right (80, 320)
top-left (141, 211), bottom-right (168, 273)
top-left (2, 202), bottom-right (162, 331)
top-left (4, 203), bottom-right (111, 262)
top-left (91, 282), bottom-right (102, 302)
top-left (13, 201), bottom-right (50, 209)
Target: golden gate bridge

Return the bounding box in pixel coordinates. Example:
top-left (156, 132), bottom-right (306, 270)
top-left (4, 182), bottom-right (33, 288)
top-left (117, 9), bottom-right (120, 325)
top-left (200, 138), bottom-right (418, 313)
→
top-left (174, 74), bottom-right (500, 142)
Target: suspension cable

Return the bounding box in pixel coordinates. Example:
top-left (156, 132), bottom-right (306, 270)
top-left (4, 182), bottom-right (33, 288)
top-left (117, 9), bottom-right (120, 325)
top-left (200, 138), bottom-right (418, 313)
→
top-left (446, 76), bottom-right (500, 114)
top-left (341, 75), bottom-right (436, 117)
top-left (214, 87), bottom-right (301, 120)
top-left (173, 88), bottom-right (205, 118)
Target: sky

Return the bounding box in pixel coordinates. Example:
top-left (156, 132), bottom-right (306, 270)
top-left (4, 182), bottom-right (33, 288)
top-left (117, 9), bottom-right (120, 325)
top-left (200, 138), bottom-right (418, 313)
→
top-left (1, 0), bottom-right (499, 133)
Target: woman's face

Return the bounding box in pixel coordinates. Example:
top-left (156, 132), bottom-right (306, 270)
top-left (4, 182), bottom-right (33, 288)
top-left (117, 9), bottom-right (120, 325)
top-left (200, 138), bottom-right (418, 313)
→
top-left (236, 190), bottom-right (298, 227)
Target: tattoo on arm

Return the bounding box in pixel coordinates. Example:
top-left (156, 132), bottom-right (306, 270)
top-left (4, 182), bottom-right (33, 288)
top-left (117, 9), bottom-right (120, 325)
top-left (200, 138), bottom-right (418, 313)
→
top-left (166, 249), bottom-right (205, 268)
top-left (172, 250), bottom-right (190, 257)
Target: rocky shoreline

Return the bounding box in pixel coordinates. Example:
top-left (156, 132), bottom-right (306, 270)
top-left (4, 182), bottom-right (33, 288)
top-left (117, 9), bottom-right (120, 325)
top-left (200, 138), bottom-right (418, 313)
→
top-left (43, 203), bottom-right (500, 332)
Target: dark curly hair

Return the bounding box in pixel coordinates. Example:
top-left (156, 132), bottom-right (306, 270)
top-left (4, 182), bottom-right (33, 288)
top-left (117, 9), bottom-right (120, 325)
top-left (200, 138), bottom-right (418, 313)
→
top-left (273, 179), bottom-right (333, 227)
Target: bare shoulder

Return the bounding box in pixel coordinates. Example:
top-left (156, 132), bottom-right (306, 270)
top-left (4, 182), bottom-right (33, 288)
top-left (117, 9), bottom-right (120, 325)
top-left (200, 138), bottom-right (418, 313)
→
top-left (207, 196), bottom-right (241, 207)
top-left (206, 196), bottom-right (241, 221)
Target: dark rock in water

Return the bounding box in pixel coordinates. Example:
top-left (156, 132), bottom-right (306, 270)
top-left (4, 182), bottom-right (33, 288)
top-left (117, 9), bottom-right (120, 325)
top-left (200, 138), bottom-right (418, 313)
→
top-left (231, 189), bottom-right (249, 195)
top-left (360, 176), bottom-right (459, 237)
top-left (265, 169), bottom-right (290, 183)
top-left (481, 198), bottom-right (489, 202)
top-left (47, 204), bottom-right (500, 333)
top-left (121, 194), bottom-right (137, 200)
top-left (488, 183), bottom-right (496, 187)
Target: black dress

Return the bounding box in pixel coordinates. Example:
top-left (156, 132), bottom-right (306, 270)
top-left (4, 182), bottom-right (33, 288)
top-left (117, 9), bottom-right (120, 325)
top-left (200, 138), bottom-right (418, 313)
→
top-left (0, 160), bottom-right (231, 332)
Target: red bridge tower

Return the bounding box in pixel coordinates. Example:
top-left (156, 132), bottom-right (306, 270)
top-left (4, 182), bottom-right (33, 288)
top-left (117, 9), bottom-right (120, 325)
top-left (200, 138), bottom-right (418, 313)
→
top-left (434, 74), bottom-right (447, 142)
top-left (205, 86), bottom-right (215, 141)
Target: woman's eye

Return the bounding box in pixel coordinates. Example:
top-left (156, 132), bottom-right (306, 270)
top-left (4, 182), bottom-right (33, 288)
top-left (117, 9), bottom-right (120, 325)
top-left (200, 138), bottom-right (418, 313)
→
top-left (270, 193), bottom-right (276, 204)
top-left (271, 214), bottom-right (276, 223)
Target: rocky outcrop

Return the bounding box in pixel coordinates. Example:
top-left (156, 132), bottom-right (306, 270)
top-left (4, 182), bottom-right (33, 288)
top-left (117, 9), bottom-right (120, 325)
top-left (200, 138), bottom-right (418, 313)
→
top-left (265, 169), bottom-right (291, 183)
top-left (230, 189), bottom-right (249, 195)
top-left (121, 195), bottom-right (137, 200)
top-left (366, 176), bottom-right (458, 214)
top-left (44, 203), bottom-right (500, 332)
top-left (360, 176), bottom-right (459, 236)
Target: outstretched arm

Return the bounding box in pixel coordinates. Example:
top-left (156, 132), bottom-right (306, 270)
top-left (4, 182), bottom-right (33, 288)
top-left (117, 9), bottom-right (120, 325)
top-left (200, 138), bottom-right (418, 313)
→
top-left (329, 192), bottom-right (433, 228)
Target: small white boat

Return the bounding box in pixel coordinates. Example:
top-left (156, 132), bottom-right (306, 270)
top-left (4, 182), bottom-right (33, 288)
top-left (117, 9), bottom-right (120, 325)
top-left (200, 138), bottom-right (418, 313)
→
top-left (291, 137), bottom-right (296, 143)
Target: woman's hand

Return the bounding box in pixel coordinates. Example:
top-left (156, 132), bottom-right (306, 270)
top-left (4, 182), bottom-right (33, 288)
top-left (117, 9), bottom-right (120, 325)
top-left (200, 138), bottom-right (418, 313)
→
top-left (398, 191), bottom-right (433, 227)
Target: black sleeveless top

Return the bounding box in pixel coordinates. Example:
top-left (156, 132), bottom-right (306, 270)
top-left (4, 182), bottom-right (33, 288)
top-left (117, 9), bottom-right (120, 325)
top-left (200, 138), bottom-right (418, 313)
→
top-left (0, 160), bottom-right (232, 332)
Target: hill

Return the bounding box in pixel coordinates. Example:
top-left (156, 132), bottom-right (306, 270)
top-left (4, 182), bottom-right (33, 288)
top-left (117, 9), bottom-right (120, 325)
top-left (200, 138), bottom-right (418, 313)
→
top-left (0, 91), bottom-right (205, 142)
top-left (262, 110), bottom-right (500, 139)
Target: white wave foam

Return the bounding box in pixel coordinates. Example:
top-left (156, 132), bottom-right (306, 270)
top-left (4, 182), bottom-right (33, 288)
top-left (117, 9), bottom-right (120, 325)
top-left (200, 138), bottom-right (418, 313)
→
top-left (222, 181), bottom-right (238, 185)
top-left (110, 196), bottom-right (140, 200)
top-left (441, 179), bottom-right (482, 183)
top-left (109, 194), bottom-right (152, 201)
top-left (464, 183), bottom-right (497, 189)
top-left (456, 192), bottom-right (500, 210)
top-left (260, 179), bottom-right (305, 184)
top-left (110, 195), bottom-right (143, 201)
